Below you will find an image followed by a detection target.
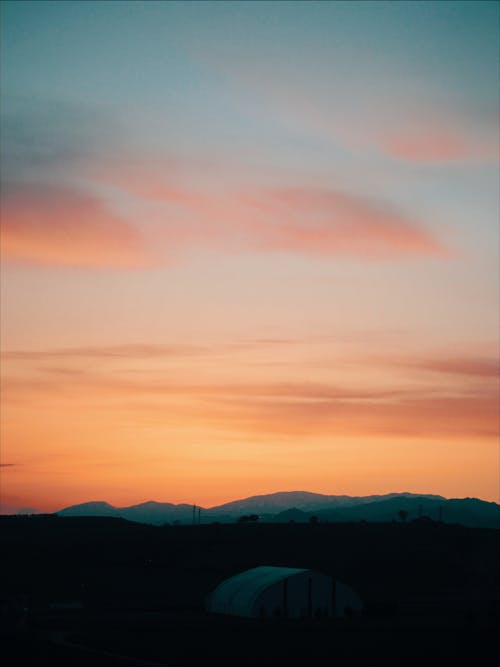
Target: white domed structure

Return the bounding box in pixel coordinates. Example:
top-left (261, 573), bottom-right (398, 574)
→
top-left (206, 566), bottom-right (362, 619)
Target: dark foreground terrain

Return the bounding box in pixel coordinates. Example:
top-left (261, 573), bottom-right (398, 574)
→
top-left (1, 515), bottom-right (499, 666)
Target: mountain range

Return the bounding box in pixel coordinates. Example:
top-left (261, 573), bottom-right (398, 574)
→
top-left (53, 491), bottom-right (500, 529)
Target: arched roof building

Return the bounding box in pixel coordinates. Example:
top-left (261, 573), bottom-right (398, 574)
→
top-left (206, 566), bottom-right (362, 619)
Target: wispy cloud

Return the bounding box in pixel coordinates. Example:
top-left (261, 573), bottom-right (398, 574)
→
top-left (409, 356), bottom-right (499, 378)
top-left (240, 187), bottom-right (447, 258)
top-left (210, 54), bottom-right (499, 165)
top-left (1, 343), bottom-right (210, 361)
top-left (1, 92), bottom-right (450, 268)
top-left (2, 174), bottom-right (447, 267)
top-left (380, 117), bottom-right (498, 163)
top-left (383, 127), bottom-right (470, 162)
top-left (3, 364), bottom-right (498, 440)
top-left (98, 167), bottom-right (449, 260)
top-left (183, 386), bottom-right (499, 440)
top-left (1, 183), bottom-right (158, 268)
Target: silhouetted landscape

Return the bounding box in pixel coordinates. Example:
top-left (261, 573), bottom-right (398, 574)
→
top-left (53, 490), bottom-right (500, 529)
top-left (2, 498), bottom-right (499, 665)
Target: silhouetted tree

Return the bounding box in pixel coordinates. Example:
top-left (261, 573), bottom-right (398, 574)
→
top-left (398, 510), bottom-right (408, 522)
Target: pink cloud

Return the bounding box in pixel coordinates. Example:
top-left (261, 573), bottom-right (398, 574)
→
top-left (240, 187), bottom-right (447, 258)
top-left (86, 160), bottom-right (448, 260)
top-left (1, 174), bottom-right (447, 268)
top-left (3, 345), bottom-right (498, 440)
top-left (363, 353), bottom-right (500, 380)
top-left (413, 357), bottom-right (499, 378)
top-left (372, 104), bottom-right (499, 163)
top-left (380, 121), bottom-right (497, 163)
top-left (88, 158), bottom-right (195, 205)
top-left (198, 390), bottom-right (499, 440)
top-left (1, 184), bottom-right (157, 268)
top-left (384, 129), bottom-right (467, 162)
top-left (96, 160), bottom-right (447, 259)
top-left (211, 59), bottom-right (498, 165)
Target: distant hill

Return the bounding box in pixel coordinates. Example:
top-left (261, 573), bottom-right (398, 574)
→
top-left (57, 501), bottom-right (121, 518)
top-left (54, 491), bottom-right (500, 529)
top-left (0, 503), bottom-right (41, 516)
top-left (209, 490), bottom-right (444, 515)
top-left (285, 496), bottom-right (500, 530)
top-left (57, 500), bottom-right (196, 525)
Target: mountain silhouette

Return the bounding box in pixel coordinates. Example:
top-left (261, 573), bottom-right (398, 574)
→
top-left (57, 500), bottom-right (195, 524)
top-left (57, 501), bottom-right (121, 517)
top-left (209, 490), bottom-right (445, 514)
top-left (301, 495), bottom-right (500, 529)
top-left (0, 503), bottom-right (41, 515)
top-left (55, 491), bottom-right (500, 529)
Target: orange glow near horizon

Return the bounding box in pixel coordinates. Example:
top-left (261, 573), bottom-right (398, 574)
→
top-left (1, 340), bottom-right (498, 511)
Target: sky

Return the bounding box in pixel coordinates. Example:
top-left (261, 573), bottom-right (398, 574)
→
top-left (0, 0), bottom-right (499, 512)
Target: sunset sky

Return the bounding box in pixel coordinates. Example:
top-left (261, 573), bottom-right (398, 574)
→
top-left (1, 0), bottom-right (499, 512)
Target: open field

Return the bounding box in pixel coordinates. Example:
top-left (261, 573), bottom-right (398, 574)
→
top-left (1, 516), bottom-right (499, 665)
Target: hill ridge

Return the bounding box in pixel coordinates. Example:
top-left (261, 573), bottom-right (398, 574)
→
top-left (52, 491), bottom-right (500, 530)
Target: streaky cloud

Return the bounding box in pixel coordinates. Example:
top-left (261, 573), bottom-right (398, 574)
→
top-left (1, 343), bottom-right (208, 361)
top-left (381, 121), bottom-right (499, 163)
top-left (409, 356), bottom-right (499, 379)
top-left (1, 183), bottom-right (158, 268)
top-left (243, 187), bottom-right (448, 258)
top-left (3, 369), bottom-right (498, 440)
top-left (98, 163), bottom-right (449, 260)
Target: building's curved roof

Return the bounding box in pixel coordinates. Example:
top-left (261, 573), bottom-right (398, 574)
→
top-left (208, 566), bottom-right (309, 615)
